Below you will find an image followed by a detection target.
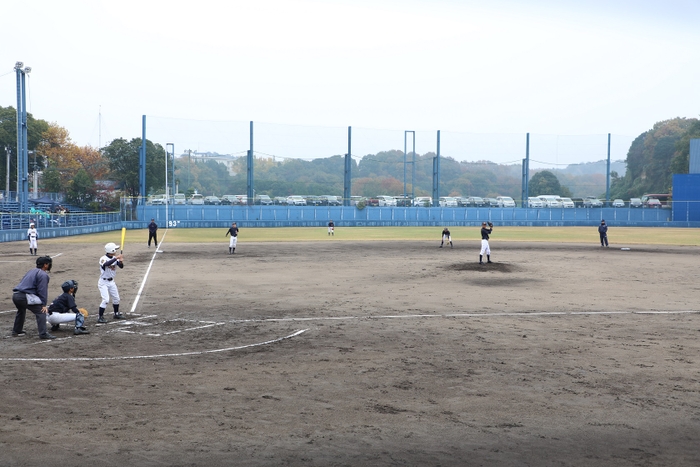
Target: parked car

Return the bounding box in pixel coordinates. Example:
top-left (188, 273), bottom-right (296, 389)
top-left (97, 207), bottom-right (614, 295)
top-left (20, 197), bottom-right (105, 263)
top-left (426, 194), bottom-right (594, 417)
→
top-left (413, 196), bottom-right (432, 207)
top-left (305, 195), bottom-right (323, 206)
top-left (571, 197), bottom-right (585, 208)
top-left (439, 196), bottom-right (458, 207)
top-left (629, 198), bottom-right (643, 208)
top-left (375, 196), bottom-right (397, 207)
top-left (273, 196), bottom-right (287, 205)
top-left (320, 195), bottom-right (341, 206)
top-left (394, 196), bottom-right (413, 207)
top-left (484, 197), bottom-right (500, 207)
top-left (235, 195), bottom-right (249, 205)
top-left (496, 196), bottom-right (516, 208)
top-left (538, 195), bottom-right (562, 208)
top-left (219, 195), bottom-right (235, 205)
top-left (255, 195), bottom-right (273, 205)
top-left (612, 199), bottom-right (625, 208)
top-left (173, 193), bottom-right (187, 205)
top-left (645, 198), bottom-right (662, 208)
top-left (148, 195), bottom-right (167, 205)
top-left (287, 195), bottom-right (306, 206)
top-left (558, 197), bottom-right (575, 208)
top-left (456, 197), bottom-right (471, 207)
top-left (350, 196), bottom-right (366, 206)
top-left (188, 193), bottom-right (204, 205)
top-left (527, 197), bottom-right (544, 208)
top-left (584, 197), bottom-right (603, 208)
top-left (467, 196), bottom-right (485, 207)
top-left (204, 195), bottom-right (220, 205)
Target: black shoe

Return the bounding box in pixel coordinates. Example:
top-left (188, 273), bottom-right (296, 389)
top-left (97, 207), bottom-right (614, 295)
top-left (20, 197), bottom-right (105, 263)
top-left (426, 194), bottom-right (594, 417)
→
top-left (11, 330), bottom-right (26, 337)
top-left (51, 324), bottom-right (61, 332)
top-left (439, 245), bottom-right (443, 248)
top-left (113, 313), bottom-right (125, 320)
top-left (479, 261), bottom-right (484, 265)
top-left (97, 316), bottom-right (107, 324)
top-left (39, 333), bottom-right (56, 340)
top-left (74, 327), bottom-right (90, 335)
top-left (487, 260), bottom-right (493, 263)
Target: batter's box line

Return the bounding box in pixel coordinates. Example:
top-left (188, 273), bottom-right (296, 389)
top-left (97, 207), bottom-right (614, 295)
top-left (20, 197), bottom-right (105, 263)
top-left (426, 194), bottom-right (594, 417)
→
top-left (114, 321), bottom-right (226, 337)
top-left (0, 329), bottom-right (308, 361)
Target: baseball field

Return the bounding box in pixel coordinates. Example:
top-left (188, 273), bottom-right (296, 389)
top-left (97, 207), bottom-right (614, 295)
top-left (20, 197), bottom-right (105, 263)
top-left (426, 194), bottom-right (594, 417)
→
top-left (1, 226), bottom-right (699, 466)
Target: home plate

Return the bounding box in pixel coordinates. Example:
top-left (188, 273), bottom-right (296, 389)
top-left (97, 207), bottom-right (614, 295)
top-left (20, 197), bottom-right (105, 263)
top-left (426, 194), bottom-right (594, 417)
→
top-left (156, 250), bottom-right (164, 253)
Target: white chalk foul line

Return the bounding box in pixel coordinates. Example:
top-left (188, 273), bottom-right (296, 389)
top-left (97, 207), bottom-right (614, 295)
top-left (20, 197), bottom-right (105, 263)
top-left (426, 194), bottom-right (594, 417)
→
top-left (230, 309), bottom-right (700, 324)
top-left (1, 329), bottom-right (307, 361)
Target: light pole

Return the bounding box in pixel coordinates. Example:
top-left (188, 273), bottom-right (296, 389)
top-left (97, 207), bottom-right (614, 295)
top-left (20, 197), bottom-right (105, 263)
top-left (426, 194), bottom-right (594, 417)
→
top-left (165, 143), bottom-right (173, 222)
top-left (15, 61), bottom-right (31, 212)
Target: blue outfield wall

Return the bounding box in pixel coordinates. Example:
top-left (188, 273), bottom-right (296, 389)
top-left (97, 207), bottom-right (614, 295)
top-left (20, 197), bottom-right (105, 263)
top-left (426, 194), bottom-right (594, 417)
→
top-left (131, 205), bottom-right (696, 229)
top-left (0, 222), bottom-right (123, 243)
top-left (1, 207), bottom-right (695, 243)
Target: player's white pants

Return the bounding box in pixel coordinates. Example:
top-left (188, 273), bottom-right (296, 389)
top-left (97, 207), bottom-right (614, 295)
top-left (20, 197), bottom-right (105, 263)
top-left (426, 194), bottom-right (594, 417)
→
top-left (442, 234), bottom-right (451, 243)
top-left (480, 239), bottom-right (491, 255)
top-left (98, 279), bottom-right (120, 308)
top-left (28, 238), bottom-right (37, 249)
top-left (229, 236), bottom-right (238, 248)
top-left (328, 227), bottom-right (334, 234)
top-left (47, 313), bottom-right (77, 325)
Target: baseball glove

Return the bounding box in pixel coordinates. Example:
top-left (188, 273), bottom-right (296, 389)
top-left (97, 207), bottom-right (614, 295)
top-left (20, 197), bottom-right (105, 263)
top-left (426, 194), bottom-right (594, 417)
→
top-left (78, 308), bottom-right (89, 318)
top-left (488, 222), bottom-right (493, 228)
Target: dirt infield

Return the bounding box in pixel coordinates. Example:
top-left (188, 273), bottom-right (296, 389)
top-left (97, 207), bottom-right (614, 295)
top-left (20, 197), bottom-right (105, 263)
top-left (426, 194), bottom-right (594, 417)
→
top-left (1, 238), bottom-right (699, 466)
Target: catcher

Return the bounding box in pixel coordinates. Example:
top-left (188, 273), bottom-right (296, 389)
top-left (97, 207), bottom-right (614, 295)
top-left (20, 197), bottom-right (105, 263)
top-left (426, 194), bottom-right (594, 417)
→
top-left (47, 280), bottom-right (90, 335)
top-left (479, 221), bottom-right (493, 265)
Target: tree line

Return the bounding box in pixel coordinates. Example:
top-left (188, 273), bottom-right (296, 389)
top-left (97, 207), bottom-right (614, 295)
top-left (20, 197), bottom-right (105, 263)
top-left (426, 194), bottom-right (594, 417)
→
top-left (1, 105), bottom-right (697, 210)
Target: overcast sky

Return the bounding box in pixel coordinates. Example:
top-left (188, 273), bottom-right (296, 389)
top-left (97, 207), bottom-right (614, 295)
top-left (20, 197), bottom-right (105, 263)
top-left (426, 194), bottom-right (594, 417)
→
top-left (2, 0), bottom-right (698, 167)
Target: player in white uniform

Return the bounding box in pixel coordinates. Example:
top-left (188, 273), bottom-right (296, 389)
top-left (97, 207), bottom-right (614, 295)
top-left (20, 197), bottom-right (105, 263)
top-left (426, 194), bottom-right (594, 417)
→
top-left (27, 222), bottom-right (38, 255)
top-left (97, 242), bottom-right (125, 323)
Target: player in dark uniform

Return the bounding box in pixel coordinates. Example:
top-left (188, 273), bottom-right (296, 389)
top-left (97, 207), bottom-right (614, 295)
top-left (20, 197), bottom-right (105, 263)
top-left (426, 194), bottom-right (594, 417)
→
top-left (225, 222), bottom-right (239, 254)
top-left (439, 227), bottom-right (452, 248)
top-left (328, 220), bottom-right (335, 236)
top-left (147, 218), bottom-right (158, 248)
top-left (479, 221), bottom-right (493, 264)
top-left (47, 280), bottom-right (89, 335)
top-left (598, 219), bottom-right (609, 247)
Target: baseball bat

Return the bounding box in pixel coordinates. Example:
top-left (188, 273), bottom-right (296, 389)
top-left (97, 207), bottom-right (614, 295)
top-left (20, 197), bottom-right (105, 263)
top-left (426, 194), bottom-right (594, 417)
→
top-left (120, 227), bottom-right (126, 254)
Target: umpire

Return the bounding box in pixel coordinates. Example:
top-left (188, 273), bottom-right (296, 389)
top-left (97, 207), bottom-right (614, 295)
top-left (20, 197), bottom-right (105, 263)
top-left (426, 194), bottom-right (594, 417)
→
top-left (148, 218), bottom-right (158, 248)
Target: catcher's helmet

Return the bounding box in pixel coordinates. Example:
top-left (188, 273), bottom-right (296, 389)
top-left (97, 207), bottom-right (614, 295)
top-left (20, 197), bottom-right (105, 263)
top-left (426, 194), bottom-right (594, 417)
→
top-left (61, 280), bottom-right (78, 293)
top-left (104, 242), bottom-right (119, 254)
top-left (36, 255), bottom-right (52, 271)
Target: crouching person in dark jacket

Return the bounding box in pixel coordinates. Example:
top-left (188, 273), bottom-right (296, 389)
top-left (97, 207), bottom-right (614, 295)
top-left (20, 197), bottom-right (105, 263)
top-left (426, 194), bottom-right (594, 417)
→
top-left (47, 280), bottom-right (90, 336)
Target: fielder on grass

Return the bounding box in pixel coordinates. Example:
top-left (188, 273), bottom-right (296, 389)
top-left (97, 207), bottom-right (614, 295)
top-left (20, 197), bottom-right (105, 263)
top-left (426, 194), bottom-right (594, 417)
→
top-left (440, 227), bottom-right (453, 248)
top-left (225, 222), bottom-right (239, 255)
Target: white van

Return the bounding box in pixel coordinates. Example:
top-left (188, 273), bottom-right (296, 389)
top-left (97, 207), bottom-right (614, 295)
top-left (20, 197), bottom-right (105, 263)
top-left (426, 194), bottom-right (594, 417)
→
top-left (173, 193), bottom-right (186, 205)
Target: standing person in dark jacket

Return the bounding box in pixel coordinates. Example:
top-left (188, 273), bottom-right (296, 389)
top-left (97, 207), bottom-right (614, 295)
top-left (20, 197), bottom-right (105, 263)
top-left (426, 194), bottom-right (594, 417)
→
top-left (11, 256), bottom-right (55, 339)
top-left (479, 221), bottom-right (493, 265)
top-left (147, 218), bottom-right (158, 248)
top-left (598, 220), bottom-right (609, 247)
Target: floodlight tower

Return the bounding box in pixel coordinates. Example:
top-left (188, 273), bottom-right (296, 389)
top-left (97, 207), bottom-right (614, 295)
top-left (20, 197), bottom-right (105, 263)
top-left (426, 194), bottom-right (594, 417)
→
top-left (15, 62), bottom-right (31, 213)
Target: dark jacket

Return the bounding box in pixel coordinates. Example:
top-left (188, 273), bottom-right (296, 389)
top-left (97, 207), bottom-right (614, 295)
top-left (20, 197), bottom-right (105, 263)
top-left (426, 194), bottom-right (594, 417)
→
top-left (13, 268), bottom-right (50, 305)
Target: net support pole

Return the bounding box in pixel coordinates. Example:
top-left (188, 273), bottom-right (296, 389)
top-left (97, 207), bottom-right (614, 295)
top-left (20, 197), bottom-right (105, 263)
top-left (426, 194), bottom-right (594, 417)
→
top-left (344, 126), bottom-right (352, 206)
top-left (247, 121), bottom-right (254, 206)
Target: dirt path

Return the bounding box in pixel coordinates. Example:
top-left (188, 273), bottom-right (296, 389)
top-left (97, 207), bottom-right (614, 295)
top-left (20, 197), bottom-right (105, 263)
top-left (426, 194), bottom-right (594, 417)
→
top-left (1, 240), bottom-right (699, 466)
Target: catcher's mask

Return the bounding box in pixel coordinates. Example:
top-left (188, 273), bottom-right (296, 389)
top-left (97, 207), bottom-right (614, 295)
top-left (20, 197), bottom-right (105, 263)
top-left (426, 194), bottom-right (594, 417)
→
top-left (61, 280), bottom-right (78, 293)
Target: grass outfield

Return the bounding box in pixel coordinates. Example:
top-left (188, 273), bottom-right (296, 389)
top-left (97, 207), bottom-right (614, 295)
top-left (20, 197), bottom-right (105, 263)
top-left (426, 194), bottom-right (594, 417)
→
top-left (50, 226), bottom-right (700, 246)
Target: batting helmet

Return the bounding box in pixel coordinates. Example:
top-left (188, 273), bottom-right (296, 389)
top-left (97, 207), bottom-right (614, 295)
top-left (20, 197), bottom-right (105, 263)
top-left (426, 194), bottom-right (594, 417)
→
top-left (61, 280), bottom-right (78, 293)
top-left (36, 255), bottom-right (52, 271)
top-left (104, 242), bottom-right (119, 254)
